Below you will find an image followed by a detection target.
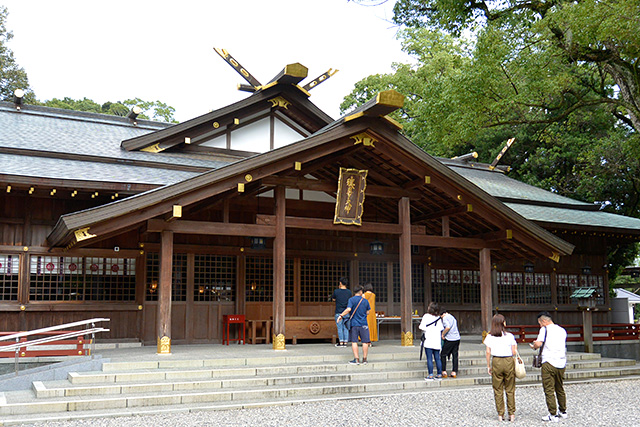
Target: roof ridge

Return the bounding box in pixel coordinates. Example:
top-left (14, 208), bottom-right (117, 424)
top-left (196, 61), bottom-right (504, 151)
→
top-left (0, 101), bottom-right (170, 130)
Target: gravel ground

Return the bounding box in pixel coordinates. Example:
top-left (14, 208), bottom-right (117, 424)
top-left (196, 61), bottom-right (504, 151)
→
top-left (18, 379), bottom-right (640, 427)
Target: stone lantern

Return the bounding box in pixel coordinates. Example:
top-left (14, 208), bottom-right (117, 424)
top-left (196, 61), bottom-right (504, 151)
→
top-left (570, 287), bottom-right (601, 352)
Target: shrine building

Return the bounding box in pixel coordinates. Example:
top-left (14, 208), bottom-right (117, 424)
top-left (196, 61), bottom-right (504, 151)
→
top-left (1, 55), bottom-right (639, 352)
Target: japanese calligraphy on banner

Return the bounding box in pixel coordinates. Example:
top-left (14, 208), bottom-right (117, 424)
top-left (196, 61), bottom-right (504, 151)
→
top-left (333, 167), bottom-right (368, 226)
top-left (0, 254), bottom-right (19, 275)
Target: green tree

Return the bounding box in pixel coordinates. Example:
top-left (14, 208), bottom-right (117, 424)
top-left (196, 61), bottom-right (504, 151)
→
top-left (342, 6), bottom-right (640, 276)
top-left (391, 0), bottom-right (640, 134)
top-left (0, 6), bottom-right (35, 102)
top-left (40, 97), bottom-right (178, 123)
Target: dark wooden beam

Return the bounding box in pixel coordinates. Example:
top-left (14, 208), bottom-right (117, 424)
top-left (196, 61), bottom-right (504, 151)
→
top-left (265, 63), bottom-right (308, 87)
top-left (479, 248), bottom-right (492, 332)
top-left (147, 219), bottom-right (276, 237)
top-left (261, 176), bottom-right (422, 199)
top-left (256, 214), bottom-right (426, 235)
top-left (157, 230), bottom-right (173, 354)
top-left (416, 204), bottom-right (471, 222)
top-left (273, 186), bottom-right (286, 348)
top-left (399, 197), bottom-right (412, 345)
top-left (411, 234), bottom-right (500, 250)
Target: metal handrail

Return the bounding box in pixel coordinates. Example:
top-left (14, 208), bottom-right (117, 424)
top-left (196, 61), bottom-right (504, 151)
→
top-left (0, 328), bottom-right (109, 353)
top-left (0, 317), bottom-right (110, 342)
top-left (0, 317), bottom-right (110, 375)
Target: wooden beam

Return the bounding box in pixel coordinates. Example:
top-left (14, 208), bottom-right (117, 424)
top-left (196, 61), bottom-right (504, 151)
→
top-left (414, 204), bottom-right (472, 222)
top-left (256, 214), bottom-right (426, 235)
top-left (147, 219), bottom-right (276, 237)
top-left (399, 197), bottom-right (412, 345)
top-left (412, 234), bottom-right (500, 250)
top-left (273, 186), bottom-right (286, 349)
top-left (442, 216), bottom-right (450, 237)
top-left (479, 248), bottom-right (492, 333)
top-left (157, 230), bottom-right (173, 354)
top-left (261, 176), bottom-right (422, 199)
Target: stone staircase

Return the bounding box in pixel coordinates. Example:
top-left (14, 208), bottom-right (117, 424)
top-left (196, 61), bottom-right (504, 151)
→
top-left (1, 347), bottom-right (639, 425)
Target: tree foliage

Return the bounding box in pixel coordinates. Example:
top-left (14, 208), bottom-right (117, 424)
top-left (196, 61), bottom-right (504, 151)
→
top-left (343, 0), bottom-right (640, 275)
top-left (0, 6), bottom-right (35, 102)
top-left (40, 97), bottom-right (178, 123)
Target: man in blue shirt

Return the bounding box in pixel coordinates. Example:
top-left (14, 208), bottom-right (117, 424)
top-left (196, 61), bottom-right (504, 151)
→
top-left (337, 285), bottom-right (371, 365)
top-left (331, 277), bottom-right (352, 347)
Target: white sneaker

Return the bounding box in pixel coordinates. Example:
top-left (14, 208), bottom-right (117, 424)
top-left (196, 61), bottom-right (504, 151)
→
top-left (541, 414), bottom-right (559, 422)
top-left (558, 412), bottom-right (568, 419)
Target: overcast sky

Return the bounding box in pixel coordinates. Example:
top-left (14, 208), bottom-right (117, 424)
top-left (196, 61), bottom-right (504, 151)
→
top-left (2, 0), bottom-right (412, 122)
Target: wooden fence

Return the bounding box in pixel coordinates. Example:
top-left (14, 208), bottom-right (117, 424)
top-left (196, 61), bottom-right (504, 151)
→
top-left (507, 324), bottom-right (640, 343)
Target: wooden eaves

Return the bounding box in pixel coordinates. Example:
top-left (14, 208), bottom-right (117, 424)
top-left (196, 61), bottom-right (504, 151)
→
top-left (48, 90), bottom-right (574, 261)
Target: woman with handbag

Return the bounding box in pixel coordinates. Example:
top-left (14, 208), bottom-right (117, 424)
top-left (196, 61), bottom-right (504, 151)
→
top-left (419, 302), bottom-right (444, 380)
top-left (484, 314), bottom-right (518, 422)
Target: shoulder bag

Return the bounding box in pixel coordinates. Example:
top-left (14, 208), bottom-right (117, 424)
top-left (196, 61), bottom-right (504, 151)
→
top-left (345, 296), bottom-right (365, 331)
top-left (532, 327), bottom-right (547, 368)
top-left (515, 350), bottom-right (526, 379)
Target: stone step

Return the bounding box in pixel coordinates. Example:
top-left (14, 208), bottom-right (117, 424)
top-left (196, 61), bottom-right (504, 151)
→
top-left (64, 352), bottom-right (612, 387)
top-left (3, 362), bottom-right (640, 419)
top-left (98, 347), bottom-right (603, 373)
top-left (31, 356), bottom-right (636, 400)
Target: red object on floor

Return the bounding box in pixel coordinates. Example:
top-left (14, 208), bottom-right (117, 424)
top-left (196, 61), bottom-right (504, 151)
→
top-left (222, 314), bottom-right (246, 345)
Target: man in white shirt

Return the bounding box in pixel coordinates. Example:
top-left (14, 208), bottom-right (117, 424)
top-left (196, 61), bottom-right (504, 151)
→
top-left (531, 311), bottom-right (568, 422)
top-left (440, 309), bottom-right (461, 378)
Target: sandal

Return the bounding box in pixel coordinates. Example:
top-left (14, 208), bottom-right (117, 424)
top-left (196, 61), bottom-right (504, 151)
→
top-left (509, 415), bottom-right (515, 422)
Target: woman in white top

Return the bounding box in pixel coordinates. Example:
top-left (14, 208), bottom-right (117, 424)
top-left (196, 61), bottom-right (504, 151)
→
top-left (419, 302), bottom-right (445, 380)
top-left (484, 314), bottom-right (517, 422)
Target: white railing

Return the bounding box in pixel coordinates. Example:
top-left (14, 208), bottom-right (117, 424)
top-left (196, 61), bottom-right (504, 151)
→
top-left (0, 318), bottom-right (110, 375)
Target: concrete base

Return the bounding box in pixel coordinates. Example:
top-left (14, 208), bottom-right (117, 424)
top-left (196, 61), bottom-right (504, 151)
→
top-left (568, 340), bottom-right (640, 361)
top-left (0, 355), bottom-right (107, 391)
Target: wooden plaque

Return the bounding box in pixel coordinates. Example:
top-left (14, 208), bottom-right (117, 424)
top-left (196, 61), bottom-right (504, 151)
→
top-left (333, 167), bottom-right (367, 226)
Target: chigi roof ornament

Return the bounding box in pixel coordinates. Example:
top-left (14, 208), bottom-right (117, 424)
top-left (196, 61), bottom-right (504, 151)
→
top-left (213, 47), bottom-right (338, 94)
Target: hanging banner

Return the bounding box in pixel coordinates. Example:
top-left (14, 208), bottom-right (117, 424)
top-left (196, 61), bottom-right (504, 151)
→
top-left (333, 167), bottom-right (367, 226)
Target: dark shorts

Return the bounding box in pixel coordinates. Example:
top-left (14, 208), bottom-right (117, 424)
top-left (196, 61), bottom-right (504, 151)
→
top-left (349, 325), bottom-right (371, 343)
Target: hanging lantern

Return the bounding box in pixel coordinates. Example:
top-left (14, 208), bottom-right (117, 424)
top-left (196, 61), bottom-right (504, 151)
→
top-left (524, 261), bottom-right (535, 274)
top-left (370, 240), bottom-right (384, 255)
top-left (250, 237), bottom-right (266, 250)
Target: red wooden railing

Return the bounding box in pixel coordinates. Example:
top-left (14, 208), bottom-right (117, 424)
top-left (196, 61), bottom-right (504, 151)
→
top-left (507, 324), bottom-right (640, 343)
top-left (0, 331), bottom-right (87, 357)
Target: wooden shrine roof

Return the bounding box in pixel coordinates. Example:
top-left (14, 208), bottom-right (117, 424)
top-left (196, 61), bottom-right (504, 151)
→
top-left (46, 91), bottom-right (575, 265)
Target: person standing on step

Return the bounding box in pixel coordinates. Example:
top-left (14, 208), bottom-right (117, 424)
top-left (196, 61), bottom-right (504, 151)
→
top-left (331, 277), bottom-right (352, 347)
top-left (337, 285), bottom-right (371, 365)
top-left (363, 283), bottom-right (378, 345)
top-left (484, 313), bottom-right (517, 422)
top-left (531, 311), bottom-right (568, 422)
top-left (419, 302), bottom-right (444, 381)
top-left (440, 308), bottom-right (460, 379)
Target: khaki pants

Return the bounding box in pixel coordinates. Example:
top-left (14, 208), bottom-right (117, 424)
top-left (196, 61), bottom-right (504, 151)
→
top-left (541, 362), bottom-right (566, 415)
top-left (492, 356), bottom-right (516, 417)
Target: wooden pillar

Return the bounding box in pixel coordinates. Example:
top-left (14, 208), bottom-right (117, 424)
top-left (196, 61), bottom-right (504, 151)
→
top-left (18, 251), bottom-right (30, 331)
top-left (399, 197), bottom-right (413, 346)
top-left (583, 308), bottom-right (594, 353)
top-left (185, 254), bottom-right (195, 343)
top-left (134, 249), bottom-right (146, 343)
top-left (157, 230), bottom-right (173, 354)
top-left (272, 186), bottom-right (286, 350)
top-left (479, 248), bottom-right (492, 333)
top-left (236, 254), bottom-right (246, 316)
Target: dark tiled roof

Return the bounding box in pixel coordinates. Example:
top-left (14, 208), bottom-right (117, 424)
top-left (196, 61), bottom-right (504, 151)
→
top-left (506, 203), bottom-right (640, 232)
top-left (0, 102), bottom-right (231, 171)
top-left (446, 163), bottom-right (591, 207)
top-left (0, 153), bottom-right (198, 185)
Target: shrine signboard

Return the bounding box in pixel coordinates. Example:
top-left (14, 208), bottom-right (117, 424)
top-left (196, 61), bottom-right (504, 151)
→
top-left (333, 167), bottom-right (367, 226)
